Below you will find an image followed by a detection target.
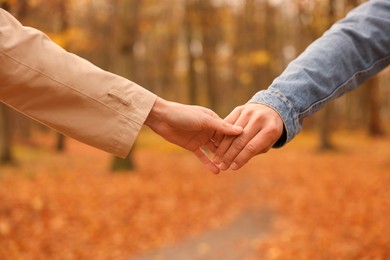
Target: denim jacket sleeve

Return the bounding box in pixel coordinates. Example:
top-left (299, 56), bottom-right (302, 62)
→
top-left (249, 0), bottom-right (390, 147)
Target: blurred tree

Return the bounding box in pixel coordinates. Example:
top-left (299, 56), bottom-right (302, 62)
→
top-left (263, 0), bottom-right (278, 85)
top-left (158, 3), bottom-right (180, 102)
top-left (345, 0), bottom-right (359, 11)
top-left (55, 0), bottom-right (69, 152)
top-left (184, 1), bottom-right (199, 105)
top-left (318, 0), bottom-right (336, 151)
top-left (111, 0), bottom-right (141, 80)
top-left (199, 0), bottom-right (220, 113)
top-left (0, 106), bottom-right (12, 164)
top-left (234, 0), bottom-right (264, 104)
top-left (0, 2), bottom-right (13, 164)
top-left (111, 148), bottom-right (135, 172)
top-left (365, 76), bottom-right (385, 136)
top-left (110, 0), bottom-right (142, 172)
top-left (1, 0), bottom-right (388, 164)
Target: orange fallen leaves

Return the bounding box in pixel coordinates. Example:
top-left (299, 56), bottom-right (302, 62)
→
top-left (0, 132), bottom-right (246, 259)
top-left (253, 132), bottom-right (390, 259)
top-left (0, 130), bottom-right (389, 259)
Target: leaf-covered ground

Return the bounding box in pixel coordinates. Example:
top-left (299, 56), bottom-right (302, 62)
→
top-left (0, 129), bottom-right (389, 259)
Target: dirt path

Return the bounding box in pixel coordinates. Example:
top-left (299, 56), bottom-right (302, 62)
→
top-left (132, 209), bottom-right (272, 260)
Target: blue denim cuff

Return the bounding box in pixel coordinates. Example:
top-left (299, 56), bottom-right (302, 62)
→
top-left (248, 89), bottom-right (301, 148)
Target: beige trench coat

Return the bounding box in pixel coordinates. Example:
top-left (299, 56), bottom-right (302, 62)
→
top-left (0, 9), bottom-right (157, 158)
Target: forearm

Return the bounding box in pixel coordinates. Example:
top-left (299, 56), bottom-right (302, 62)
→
top-left (0, 9), bottom-right (157, 157)
top-left (250, 0), bottom-right (390, 146)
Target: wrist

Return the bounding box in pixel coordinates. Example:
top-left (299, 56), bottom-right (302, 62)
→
top-left (144, 97), bottom-right (168, 129)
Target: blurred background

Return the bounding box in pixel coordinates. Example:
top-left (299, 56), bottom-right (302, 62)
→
top-left (0, 0), bottom-right (389, 259)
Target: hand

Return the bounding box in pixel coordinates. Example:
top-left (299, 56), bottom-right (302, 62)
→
top-left (212, 103), bottom-right (284, 171)
top-left (144, 97), bottom-right (243, 174)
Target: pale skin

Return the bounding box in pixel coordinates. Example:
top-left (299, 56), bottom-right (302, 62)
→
top-left (144, 97), bottom-right (244, 174)
top-left (212, 103), bottom-right (284, 171)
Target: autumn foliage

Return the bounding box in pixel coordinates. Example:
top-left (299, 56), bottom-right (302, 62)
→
top-left (0, 130), bottom-right (389, 259)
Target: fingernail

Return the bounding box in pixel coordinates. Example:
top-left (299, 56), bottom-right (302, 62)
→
top-left (218, 163), bottom-right (228, 171)
top-left (214, 156), bottom-right (221, 164)
top-left (233, 125), bottom-right (243, 132)
top-left (231, 162), bottom-right (238, 170)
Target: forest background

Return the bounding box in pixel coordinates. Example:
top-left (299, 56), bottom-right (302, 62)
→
top-left (0, 0), bottom-right (390, 259)
top-left (1, 0), bottom-right (389, 161)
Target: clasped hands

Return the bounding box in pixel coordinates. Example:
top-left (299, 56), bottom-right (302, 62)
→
top-left (145, 97), bottom-right (284, 174)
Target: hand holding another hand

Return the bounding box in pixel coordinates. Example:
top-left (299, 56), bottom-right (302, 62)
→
top-left (213, 103), bottom-right (284, 171)
top-left (144, 97), bottom-right (243, 174)
top-left (145, 99), bottom-right (284, 174)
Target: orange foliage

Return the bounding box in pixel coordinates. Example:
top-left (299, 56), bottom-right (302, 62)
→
top-left (255, 132), bottom-right (390, 259)
top-left (0, 130), bottom-right (389, 259)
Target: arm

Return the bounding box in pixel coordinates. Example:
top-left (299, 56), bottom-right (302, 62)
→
top-left (0, 9), bottom-right (242, 171)
top-left (251, 0), bottom-right (390, 145)
top-left (214, 0), bottom-right (390, 170)
top-left (0, 8), bottom-right (156, 158)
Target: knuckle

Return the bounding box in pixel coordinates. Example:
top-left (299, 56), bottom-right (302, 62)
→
top-left (264, 125), bottom-right (278, 136)
top-left (233, 138), bottom-right (247, 150)
top-left (269, 121), bottom-right (281, 131)
top-left (269, 123), bottom-right (279, 132)
top-left (259, 144), bottom-right (272, 154)
top-left (222, 152), bottom-right (235, 163)
top-left (243, 108), bottom-right (255, 117)
top-left (245, 142), bottom-right (259, 156)
top-left (253, 112), bottom-right (266, 122)
top-left (232, 106), bottom-right (243, 115)
top-left (266, 123), bottom-right (282, 137)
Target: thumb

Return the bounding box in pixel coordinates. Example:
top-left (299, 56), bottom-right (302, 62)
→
top-left (205, 117), bottom-right (243, 135)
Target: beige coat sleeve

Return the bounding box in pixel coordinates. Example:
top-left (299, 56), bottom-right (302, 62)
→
top-left (0, 9), bottom-right (157, 158)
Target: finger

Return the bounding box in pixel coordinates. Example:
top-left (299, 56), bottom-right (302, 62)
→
top-left (204, 109), bottom-right (242, 135)
top-left (205, 117), bottom-right (243, 136)
top-left (230, 130), bottom-right (276, 171)
top-left (211, 131), bottom-right (223, 148)
top-left (213, 113), bottom-right (250, 168)
top-left (228, 109), bottom-right (285, 170)
top-left (212, 107), bottom-right (242, 147)
top-left (213, 135), bottom-right (236, 169)
top-left (218, 117), bottom-right (263, 170)
top-left (205, 140), bottom-right (218, 153)
top-left (193, 148), bottom-right (220, 174)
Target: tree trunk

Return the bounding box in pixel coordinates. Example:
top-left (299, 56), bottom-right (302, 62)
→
top-left (199, 1), bottom-right (220, 113)
top-left (56, 133), bottom-right (66, 151)
top-left (345, 0), bottom-right (359, 12)
top-left (318, 0), bottom-right (336, 151)
top-left (366, 76), bottom-right (385, 136)
top-left (55, 0), bottom-right (69, 152)
top-left (0, 105), bottom-right (13, 164)
top-left (110, 0), bottom-right (141, 172)
top-left (184, 2), bottom-right (198, 105)
top-left (0, 3), bottom-right (12, 163)
top-left (318, 105), bottom-right (335, 150)
top-left (111, 153), bottom-right (135, 172)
